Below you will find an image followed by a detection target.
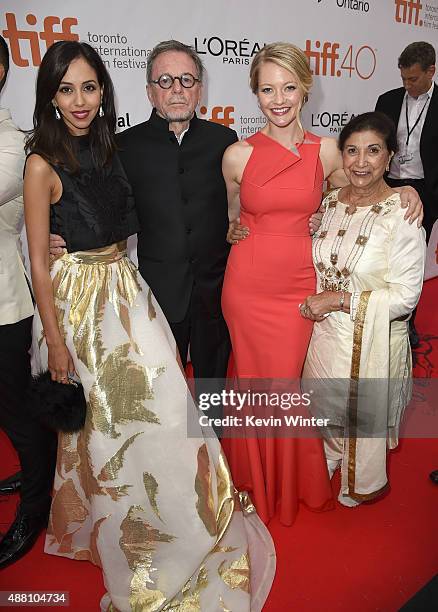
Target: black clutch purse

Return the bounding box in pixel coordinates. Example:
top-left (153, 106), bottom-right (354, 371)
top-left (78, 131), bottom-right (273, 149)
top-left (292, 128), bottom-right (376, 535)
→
top-left (27, 371), bottom-right (87, 432)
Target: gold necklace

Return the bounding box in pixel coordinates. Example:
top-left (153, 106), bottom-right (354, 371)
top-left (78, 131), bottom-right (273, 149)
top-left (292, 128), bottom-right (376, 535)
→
top-left (313, 189), bottom-right (389, 292)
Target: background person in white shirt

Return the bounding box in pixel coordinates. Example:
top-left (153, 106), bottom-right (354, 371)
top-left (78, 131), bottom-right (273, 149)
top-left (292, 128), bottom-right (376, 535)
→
top-left (376, 41), bottom-right (437, 349)
top-left (376, 41), bottom-right (437, 242)
top-left (0, 35), bottom-right (56, 569)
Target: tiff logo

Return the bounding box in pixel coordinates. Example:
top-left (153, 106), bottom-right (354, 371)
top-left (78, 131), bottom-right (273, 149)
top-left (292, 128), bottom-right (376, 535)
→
top-left (305, 40), bottom-right (340, 77)
top-left (2, 13), bottom-right (79, 67)
top-left (199, 105), bottom-right (235, 128)
top-left (394, 0), bottom-right (423, 25)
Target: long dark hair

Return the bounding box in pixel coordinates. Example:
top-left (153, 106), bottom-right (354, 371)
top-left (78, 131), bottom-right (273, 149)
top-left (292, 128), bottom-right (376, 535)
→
top-left (26, 41), bottom-right (117, 172)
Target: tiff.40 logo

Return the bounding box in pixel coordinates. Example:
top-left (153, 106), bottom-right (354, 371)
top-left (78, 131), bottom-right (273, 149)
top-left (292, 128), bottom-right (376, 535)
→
top-left (2, 13), bottom-right (79, 67)
top-left (394, 0), bottom-right (423, 25)
top-left (199, 105), bottom-right (235, 129)
top-left (305, 40), bottom-right (377, 80)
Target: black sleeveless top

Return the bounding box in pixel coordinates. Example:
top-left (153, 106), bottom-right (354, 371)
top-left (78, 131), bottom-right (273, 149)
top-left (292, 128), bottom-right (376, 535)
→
top-left (49, 136), bottom-right (140, 252)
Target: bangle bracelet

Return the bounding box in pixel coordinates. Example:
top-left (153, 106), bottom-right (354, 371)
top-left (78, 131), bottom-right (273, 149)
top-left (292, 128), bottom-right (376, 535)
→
top-left (339, 290), bottom-right (345, 311)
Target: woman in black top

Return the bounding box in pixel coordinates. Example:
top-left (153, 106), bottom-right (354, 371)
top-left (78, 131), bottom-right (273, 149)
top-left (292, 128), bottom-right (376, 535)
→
top-left (24, 41), bottom-right (275, 611)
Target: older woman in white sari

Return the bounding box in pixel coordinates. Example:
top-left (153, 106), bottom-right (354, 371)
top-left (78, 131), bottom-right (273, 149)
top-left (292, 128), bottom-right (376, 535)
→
top-left (301, 112), bottom-right (426, 507)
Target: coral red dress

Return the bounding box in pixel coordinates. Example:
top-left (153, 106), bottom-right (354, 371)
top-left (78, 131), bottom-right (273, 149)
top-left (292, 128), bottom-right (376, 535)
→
top-left (221, 131), bottom-right (333, 525)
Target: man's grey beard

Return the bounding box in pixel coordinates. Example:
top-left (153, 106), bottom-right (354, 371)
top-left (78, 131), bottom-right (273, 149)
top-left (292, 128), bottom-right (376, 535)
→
top-left (164, 110), bottom-right (195, 123)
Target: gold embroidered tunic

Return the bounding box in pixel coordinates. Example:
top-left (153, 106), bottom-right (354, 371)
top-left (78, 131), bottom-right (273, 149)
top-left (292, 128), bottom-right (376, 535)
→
top-left (303, 189), bottom-right (426, 501)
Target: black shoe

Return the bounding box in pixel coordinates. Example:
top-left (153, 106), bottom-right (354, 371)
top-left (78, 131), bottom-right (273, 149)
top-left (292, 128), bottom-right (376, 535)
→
top-left (0, 471), bottom-right (22, 495)
top-left (408, 319), bottom-right (420, 349)
top-left (430, 470), bottom-right (438, 484)
top-left (0, 507), bottom-right (48, 569)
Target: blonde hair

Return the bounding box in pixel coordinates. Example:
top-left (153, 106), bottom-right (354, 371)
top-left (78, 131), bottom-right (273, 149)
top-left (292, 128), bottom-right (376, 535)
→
top-left (249, 42), bottom-right (312, 132)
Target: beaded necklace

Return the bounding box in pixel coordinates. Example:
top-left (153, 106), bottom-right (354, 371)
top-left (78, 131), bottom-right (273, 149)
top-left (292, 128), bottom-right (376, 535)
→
top-left (313, 189), bottom-right (397, 292)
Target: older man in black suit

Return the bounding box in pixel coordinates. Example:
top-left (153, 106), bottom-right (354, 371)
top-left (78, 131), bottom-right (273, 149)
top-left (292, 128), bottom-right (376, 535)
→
top-left (116, 40), bottom-right (237, 382)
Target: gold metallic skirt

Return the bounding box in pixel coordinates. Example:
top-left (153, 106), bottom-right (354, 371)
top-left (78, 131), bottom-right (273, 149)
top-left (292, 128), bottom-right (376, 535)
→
top-left (32, 242), bottom-right (275, 612)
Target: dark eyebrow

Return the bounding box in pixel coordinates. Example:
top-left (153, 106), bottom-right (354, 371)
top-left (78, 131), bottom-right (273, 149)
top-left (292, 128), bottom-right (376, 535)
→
top-left (345, 143), bottom-right (382, 150)
top-left (59, 79), bottom-right (98, 86)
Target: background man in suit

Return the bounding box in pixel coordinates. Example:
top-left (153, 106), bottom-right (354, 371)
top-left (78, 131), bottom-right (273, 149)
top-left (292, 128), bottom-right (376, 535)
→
top-left (0, 35), bottom-right (56, 568)
top-left (376, 41), bottom-right (437, 240)
top-left (376, 41), bottom-right (437, 347)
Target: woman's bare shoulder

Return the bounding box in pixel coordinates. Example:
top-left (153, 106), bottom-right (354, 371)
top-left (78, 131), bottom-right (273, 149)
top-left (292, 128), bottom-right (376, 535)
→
top-left (25, 153), bottom-right (53, 178)
top-left (225, 137), bottom-right (252, 152)
top-left (223, 138), bottom-right (255, 185)
top-left (223, 138), bottom-right (253, 165)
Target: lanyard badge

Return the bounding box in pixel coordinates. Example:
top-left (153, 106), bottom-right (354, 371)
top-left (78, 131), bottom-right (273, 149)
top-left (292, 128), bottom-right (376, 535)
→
top-left (398, 95), bottom-right (429, 164)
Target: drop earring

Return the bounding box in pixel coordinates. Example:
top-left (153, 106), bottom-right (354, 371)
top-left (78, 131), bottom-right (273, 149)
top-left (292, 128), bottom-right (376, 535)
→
top-left (99, 103), bottom-right (104, 117)
top-left (54, 106), bottom-right (61, 120)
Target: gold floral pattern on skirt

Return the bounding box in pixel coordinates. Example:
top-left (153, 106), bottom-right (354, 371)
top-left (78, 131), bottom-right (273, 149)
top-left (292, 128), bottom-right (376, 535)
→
top-left (32, 242), bottom-right (276, 611)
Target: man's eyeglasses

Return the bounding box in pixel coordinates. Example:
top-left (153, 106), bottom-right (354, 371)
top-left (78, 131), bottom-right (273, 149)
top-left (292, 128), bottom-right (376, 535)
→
top-left (150, 73), bottom-right (200, 89)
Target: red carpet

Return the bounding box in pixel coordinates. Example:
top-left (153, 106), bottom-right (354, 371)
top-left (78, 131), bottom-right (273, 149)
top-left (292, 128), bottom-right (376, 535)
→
top-left (1, 279), bottom-right (437, 610)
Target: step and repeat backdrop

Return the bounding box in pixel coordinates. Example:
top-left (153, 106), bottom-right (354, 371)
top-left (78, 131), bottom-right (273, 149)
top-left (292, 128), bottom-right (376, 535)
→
top-left (1, 0), bottom-right (437, 275)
